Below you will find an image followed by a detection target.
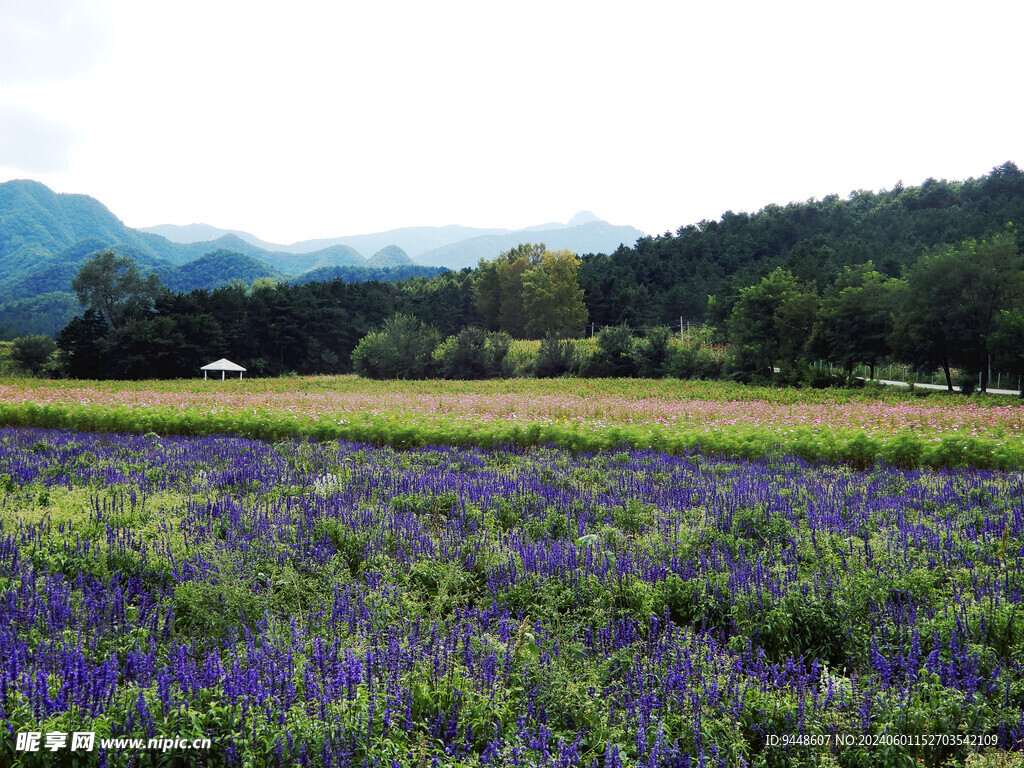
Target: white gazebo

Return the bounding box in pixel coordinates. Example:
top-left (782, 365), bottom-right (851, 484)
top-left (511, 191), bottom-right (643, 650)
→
top-left (201, 358), bottom-right (247, 380)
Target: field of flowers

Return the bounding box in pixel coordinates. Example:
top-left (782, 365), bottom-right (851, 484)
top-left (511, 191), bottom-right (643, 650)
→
top-left (1, 426), bottom-right (1023, 767)
top-left (1, 377), bottom-right (1023, 469)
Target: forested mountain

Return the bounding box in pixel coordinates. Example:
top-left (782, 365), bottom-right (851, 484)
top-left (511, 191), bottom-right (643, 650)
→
top-left (265, 245), bottom-right (366, 274)
top-left (579, 162), bottom-right (1024, 328)
top-left (153, 250), bottom-right (290, 293)
top-left (0, 179), bottom-right (647, 338)
top-left (0, 293), bottom-right (83, 338)
top-left (291, 264), bottom-right (445, 286)
top-left (0, 179), bottom-right (181, 267)
top-left (164, 236), bottom-right (369, 274)
top-left (9, 162), bottom-right (1024, 378)
top-left (0, 180), bottom-right (449, 337)
top-left (0, 180), bottom-right (413, 276)
top-left (137, 223), bottom-right (283, 251)
top-left (366, 245), bottom-right (414, 268)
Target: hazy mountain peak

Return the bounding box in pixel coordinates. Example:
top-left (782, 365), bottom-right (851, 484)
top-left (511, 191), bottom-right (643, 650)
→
top-left (139, 223), bottom-right (277, 251)
top-left (142, 223), bottom-right (236, 243)
top-left (568, 211), bottom-right (603, 226)
top-left (366, 245), bottom-right (414, 267)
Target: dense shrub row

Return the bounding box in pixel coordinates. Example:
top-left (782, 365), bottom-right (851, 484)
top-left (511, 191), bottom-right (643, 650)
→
top-left (352, 320), bottom-right (731, 382)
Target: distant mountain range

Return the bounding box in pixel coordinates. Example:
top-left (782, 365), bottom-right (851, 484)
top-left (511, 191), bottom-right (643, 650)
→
top-left (139, 209), bottom-right (645, 270)
top-left (0, 178), bottom-right (645, 338)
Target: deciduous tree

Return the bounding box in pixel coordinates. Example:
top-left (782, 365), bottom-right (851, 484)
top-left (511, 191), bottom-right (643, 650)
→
top-left (891, 231), bottom-right (1023, 391)
top-left (728, 268), bottom-right (817, 379)
top-left (474, 244), bottom-right (587, 339)
top-left (523, 248), bottom-right (587, 339)
top-left (10, 334), bottom-right (56, 376)
top-left (811, 263), bottom-right (898, 380)
top-left (71, 250), bottom-right (164, 329)
top-left (350, 313), bottom-right (439, 380)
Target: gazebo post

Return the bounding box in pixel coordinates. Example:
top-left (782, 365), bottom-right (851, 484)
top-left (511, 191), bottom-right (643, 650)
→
top-left (222, 371), bottom-right (225, 381)
top-left (204, 371), bottom-right (207, 380)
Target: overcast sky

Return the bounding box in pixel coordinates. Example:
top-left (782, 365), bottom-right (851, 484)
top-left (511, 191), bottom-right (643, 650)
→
top-left (1, 0), bottom-right (1020, 244)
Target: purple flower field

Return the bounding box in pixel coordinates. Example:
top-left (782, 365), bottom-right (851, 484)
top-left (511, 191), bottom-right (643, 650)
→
top-left (0, 427), bottom-right (1022, 767)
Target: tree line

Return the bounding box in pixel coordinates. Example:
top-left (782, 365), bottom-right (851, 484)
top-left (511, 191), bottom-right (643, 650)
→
top-left (727, 228), bottom-right (1024, 391)
top-left (47, 252), bottom-right (478, 379)
top-left (6, 163), bottom-right (1023, 391)
top-left (335, 226), bottom-right (1024, 392)
top-left (333, 229), bottom-right (1024, 392)
top-left (12, 228), bottom-right (1024, 392)
top-left (30, 244), bottom-right (586, 380)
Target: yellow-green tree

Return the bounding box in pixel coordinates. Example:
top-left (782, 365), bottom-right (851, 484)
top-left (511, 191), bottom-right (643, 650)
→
top-left (474, 244), bottom-right (587, 338)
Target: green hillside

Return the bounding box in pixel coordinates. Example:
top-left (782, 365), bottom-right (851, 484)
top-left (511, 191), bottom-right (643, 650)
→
top-left (291, 263), bottom-right (446, 285)
top-left (579, 162), bottom-right (1024, 328)
top-left (366, 245), bottom-right (414, 267)
top-left (0, 180), bottom-right (448, 337)
top-left (154, 249), bottom-right (290, 293)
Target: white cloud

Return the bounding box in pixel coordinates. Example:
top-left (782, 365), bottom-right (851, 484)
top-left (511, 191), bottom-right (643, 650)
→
top-left (2, 0), bottom-right (1021, 242)
top-left (0, 0), bottom-right (112, 83)
top-left (0, 105), bottom-right (76, 172)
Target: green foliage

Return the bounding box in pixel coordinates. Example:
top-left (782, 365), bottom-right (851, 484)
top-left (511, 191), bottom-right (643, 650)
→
top-left (958, 372), bottom-right (978, 396)
top-left (988, 308), bottom-right (1024, 378)
top-left (10, 334), bottom-right (56, 376)
top-left (535, 334), bottom-right (577, 378)
top-left (610, 499), bottom-right (656, 534)
top-left (484, 330), bottom-right (512, 377)
top-left (155, 248), bottom-right (290, 292)
top-left (633, 326), bottom-right (673, 377)
top-left (71, 250), bottom-right (166, 329)
top-left (55, 308), bottom-right (109, 378)
top-left (474, 244), bottom-right (587, 339)
top-left (666, 334), bottom-right (727, 380)
top-left (837, 432), bottom-right (882, 470)
top-left (0, 292), bottom-right (82, 339)
top-left (435, 326), bottom-right (487, 379)
top-left (882, 432), bottom-right (925, 469)
top-left (434, 326), bottom-right (511, 380)
top-left (523, 248), bottom-right (588, 339)
top-left (54, 268), bottom-right (475, 379)
top-left (586, 325), bottom-right (637, 377)
top-left (812, 263), bottom-right (899, 378)
top-left (173, 579), bottom-right (264, 640)
top-left (291, 263), bottom-right (446, 285)
top-left (728, 268), bottom-right (818, 379)
top-left (579, 162), bottom-right (1024, 330)
top-left (351, 313), bottom-right (440, 380)
top-left (474, 243), bottom-right (541, 336)
top-left (366, 244), bottom-right (413, 267)
top-left (891, 230), bottom-right (1024, 392)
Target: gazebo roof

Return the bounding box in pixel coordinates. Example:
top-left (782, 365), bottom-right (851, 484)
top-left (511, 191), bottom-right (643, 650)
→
top-left (201, 358), bottom-right (246, 372)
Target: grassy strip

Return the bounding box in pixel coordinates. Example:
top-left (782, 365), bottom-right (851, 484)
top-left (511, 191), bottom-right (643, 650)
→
top-left (1, 401), bottom-right (1021, 470)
